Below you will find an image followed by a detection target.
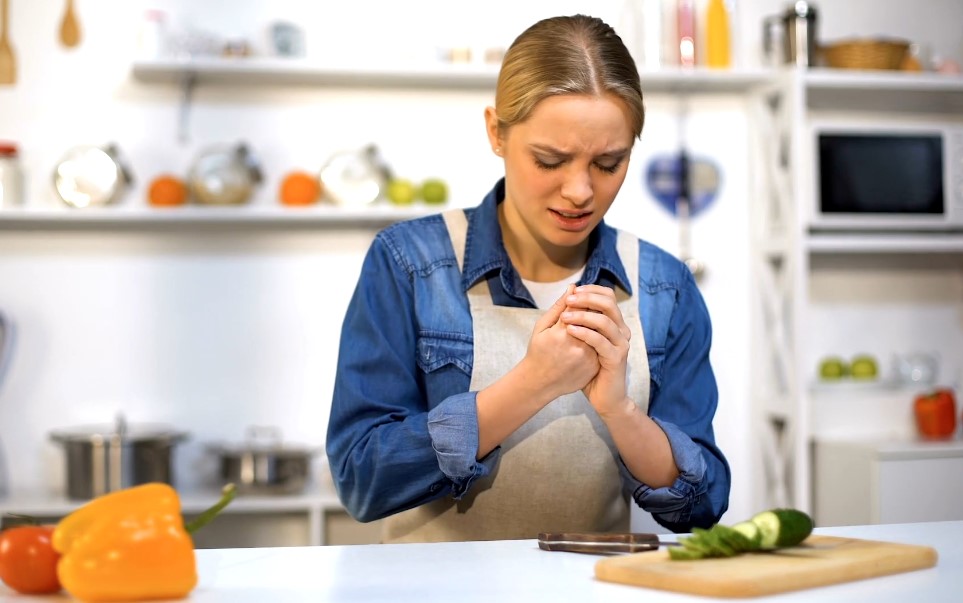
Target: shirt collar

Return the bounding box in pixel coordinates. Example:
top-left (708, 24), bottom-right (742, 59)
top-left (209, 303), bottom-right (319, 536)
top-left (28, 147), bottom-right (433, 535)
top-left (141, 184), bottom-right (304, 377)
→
top-left (461, 179), bottom-right (633, 297)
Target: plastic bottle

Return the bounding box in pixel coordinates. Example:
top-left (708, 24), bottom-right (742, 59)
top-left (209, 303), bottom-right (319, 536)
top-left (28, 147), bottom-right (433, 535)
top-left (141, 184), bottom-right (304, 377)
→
top-left (677, 0), bottom-right (696, 68)
top-left (706, 0), bottom-right (732, 68)
top-left (0, 142), bottom-right (24, 208)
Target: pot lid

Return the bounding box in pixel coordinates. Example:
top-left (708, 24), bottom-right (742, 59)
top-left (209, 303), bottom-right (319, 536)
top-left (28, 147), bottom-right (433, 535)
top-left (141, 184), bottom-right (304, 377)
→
top-left (206, 425), bottom-right (321, 457)
top-left (49, 414), bottom-right (188, 444)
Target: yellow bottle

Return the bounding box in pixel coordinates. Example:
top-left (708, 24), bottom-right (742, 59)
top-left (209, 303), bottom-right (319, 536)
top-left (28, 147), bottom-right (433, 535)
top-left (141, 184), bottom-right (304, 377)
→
top-left (706, 0), bottom-right (731, 68)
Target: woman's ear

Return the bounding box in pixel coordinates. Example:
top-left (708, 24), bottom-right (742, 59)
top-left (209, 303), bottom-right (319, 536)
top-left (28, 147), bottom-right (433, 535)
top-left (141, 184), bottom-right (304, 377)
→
top-left (484, 106), bottom-right (503, 156)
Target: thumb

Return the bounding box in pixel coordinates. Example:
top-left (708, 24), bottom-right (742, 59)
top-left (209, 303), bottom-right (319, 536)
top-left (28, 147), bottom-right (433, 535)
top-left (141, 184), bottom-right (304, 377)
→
top-left (534, 283), bottom-right (575, 332)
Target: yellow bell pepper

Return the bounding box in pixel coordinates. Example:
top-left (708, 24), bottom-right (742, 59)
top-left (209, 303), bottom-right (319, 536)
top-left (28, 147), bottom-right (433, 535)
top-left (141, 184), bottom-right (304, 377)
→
top-left (52, 482), bottom-right (235, 603)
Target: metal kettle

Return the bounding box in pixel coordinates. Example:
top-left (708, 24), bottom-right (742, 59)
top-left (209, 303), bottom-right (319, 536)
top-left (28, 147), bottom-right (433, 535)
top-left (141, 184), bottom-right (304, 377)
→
top-left (763, 1), bottom-right (818, 67)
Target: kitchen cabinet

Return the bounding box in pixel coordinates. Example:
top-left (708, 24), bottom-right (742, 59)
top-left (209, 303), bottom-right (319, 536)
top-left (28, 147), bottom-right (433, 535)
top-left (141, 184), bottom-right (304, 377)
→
top-left (813, 436), bottom-right (963, 526)
top-left (749, 67), bottom-right (963, 515)
top-left (0, 485), bottom-right (383, 547)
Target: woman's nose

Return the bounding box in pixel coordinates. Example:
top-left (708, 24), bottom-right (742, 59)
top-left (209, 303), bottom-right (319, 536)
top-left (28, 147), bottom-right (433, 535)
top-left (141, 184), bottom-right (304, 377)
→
top-left (560, 167), bottom-right (593, 206)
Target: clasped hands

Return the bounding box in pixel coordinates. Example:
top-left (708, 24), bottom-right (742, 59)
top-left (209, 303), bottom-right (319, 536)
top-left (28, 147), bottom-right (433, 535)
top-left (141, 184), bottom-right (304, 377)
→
top-left (526, 283), bottom-right (632, 418)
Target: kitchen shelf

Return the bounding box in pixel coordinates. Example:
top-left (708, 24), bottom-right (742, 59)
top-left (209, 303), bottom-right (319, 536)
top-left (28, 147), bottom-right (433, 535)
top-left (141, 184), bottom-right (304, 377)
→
top-left (131, 57), bottom-right (776, 94)
top-left (0, 485), bottom-right (350, 547)
top-left (0, 203), bottom-right (444, 230)
top-left (805, 231), bottom-right (963, 254)
top-left (0, 486), bottom-right (344, 518)
top-left (804, 68), bottom-right (963, 114)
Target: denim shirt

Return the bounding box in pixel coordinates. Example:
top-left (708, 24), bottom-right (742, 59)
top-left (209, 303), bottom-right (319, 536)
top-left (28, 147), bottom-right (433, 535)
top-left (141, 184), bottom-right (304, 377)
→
top-left (327, 179), bottom-right (731, 533)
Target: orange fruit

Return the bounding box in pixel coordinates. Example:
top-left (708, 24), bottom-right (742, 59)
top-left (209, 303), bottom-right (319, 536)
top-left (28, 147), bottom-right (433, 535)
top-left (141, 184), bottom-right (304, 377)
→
top-left (279, 171), bottom-right (322, 206)
top-left (147, 174), bottom-right (188, 207)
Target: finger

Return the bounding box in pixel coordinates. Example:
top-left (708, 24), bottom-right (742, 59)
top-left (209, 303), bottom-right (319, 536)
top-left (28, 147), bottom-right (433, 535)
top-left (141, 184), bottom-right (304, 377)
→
top-left (534, 283), bottom-right (576, 332)
top-left (565, 323), bottom-right (621, 360)
top-left (561, 310), bottom-right (625, 344)
top-left (565, 290), bottom-right (629, 341)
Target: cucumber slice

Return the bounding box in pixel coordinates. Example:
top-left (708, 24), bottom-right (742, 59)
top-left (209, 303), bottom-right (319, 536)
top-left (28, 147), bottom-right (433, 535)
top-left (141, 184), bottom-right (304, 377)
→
top-left (732, 521), bottom-right (763, 550)
top-left (712, 524), bottom-right (753, 553)
top-left (750, 508), bottom-right (814, 549)
top-left (669, 546), bottom-right (705, 560)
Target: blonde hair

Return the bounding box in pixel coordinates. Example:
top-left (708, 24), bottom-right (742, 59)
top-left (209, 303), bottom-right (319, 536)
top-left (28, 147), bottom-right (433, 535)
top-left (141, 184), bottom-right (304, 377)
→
top-left (494, 14), bottom-right (645, 139)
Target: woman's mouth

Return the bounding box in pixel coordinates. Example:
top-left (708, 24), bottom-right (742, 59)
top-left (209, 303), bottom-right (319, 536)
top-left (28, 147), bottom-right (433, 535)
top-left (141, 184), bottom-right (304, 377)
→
top-left (550, 208), bottom-right (593, 231)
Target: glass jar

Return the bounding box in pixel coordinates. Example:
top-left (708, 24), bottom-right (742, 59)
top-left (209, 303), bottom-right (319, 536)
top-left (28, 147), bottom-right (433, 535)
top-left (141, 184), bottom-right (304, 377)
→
top-left (0, 142), bottom-right (24, 208)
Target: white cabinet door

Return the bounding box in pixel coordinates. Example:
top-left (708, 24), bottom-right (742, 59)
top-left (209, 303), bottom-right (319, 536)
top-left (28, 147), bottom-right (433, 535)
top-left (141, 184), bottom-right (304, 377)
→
top-left (814, 438), bottom-right (963, 526)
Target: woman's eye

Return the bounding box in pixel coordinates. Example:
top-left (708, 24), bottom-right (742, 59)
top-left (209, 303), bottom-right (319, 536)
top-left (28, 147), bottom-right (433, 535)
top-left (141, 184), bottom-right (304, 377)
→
top-left (535, 158), bottom-right (562, 171)
top-left (595, 161), bottom-right (622, 174)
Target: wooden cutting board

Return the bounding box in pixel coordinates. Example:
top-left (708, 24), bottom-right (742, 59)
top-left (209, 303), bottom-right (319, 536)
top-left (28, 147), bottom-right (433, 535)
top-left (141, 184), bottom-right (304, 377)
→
top-left (595, 535), bottom-right (938, 598)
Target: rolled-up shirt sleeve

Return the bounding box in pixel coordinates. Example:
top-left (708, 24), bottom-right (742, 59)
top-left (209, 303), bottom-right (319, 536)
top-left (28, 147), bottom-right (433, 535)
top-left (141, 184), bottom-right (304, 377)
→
top-left (427, 391), bottom-right (500, 498)
top-left (623, 269), bottom-right (731, 532)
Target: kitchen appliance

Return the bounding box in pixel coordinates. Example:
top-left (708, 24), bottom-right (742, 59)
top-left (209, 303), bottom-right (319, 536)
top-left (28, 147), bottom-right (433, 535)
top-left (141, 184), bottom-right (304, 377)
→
top-left (595, 535), bottom-right (937, 597)
top-left (763, 1), bottom-right (818, 67)
top-left (810, 122), bottom-right (963, 232)
top-left (49, 414), bottom-right (188, 500)
top-left (188, 142), bottom-right (262, 205)
top-left (53, 143), bottom-right (133, 208)
top-left (207, 426), bottom-right (321, 495)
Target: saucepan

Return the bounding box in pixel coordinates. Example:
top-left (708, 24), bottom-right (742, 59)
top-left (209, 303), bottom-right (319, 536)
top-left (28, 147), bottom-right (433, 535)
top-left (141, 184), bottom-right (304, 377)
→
top-left (207, 426), bottom-right (323, 495)
top-left (49, 413), bottom-right (189, 500)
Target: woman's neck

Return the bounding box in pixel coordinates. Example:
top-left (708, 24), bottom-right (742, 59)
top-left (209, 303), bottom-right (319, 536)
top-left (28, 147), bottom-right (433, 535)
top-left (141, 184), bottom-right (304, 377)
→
top-left (498, 202), bottom-right (588, 283)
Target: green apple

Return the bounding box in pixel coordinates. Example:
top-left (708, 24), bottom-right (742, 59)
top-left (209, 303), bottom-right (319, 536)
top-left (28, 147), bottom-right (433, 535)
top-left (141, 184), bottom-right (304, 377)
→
top-left (850, 354), bottom-right (879, 380)
top-left (420, 178), bottom-right (449, 205)
top-left (818, 356), bottom-right (848, 381)
top-left (386, 178), bottom-right (418, 205)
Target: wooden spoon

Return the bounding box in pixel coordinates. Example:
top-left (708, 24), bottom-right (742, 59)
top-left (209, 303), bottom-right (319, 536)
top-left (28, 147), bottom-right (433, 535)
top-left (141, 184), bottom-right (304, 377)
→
top-left (0, 0), bottom-right (16, 84)
top-left (59, 0), bottom-right (81, 48)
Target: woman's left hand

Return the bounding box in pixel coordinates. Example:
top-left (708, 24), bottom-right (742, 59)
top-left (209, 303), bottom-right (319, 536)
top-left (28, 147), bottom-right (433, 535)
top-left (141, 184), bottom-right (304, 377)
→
top-left (559, 285), bottom-right (632, 417)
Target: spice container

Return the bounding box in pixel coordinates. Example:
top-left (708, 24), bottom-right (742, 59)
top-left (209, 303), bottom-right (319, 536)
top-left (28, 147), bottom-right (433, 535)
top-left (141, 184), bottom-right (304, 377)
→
top-left (0, 142), bottom-right (24, 208)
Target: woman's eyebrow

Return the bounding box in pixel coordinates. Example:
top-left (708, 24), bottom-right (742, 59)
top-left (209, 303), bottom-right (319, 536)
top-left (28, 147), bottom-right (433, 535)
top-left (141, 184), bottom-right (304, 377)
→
top-left (529, 143), bottom-right (630, 158)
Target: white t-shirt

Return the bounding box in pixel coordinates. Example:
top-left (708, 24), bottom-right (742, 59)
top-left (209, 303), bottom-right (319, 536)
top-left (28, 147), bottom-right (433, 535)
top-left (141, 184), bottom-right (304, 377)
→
top-left (521, 267), bottom-right (586, 309)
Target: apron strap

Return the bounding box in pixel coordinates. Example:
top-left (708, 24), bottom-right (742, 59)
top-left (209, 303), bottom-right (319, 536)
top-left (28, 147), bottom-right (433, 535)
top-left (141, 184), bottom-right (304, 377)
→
top-left (443, 208), bottom-right (493, 304)
top-left (615, 230), bottom-right (640, 303)
top-left (442, 209), bottom-right (469, 272)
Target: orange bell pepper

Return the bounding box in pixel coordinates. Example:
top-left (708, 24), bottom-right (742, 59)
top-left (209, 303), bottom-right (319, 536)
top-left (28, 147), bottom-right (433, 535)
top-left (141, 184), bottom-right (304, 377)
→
top-left (52, 482), bottom-right (235, 603)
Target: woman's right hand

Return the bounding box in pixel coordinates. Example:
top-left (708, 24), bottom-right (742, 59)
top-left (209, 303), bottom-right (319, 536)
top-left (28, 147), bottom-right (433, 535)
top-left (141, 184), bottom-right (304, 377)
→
top-left (522, 284), bottom-right (600, 400)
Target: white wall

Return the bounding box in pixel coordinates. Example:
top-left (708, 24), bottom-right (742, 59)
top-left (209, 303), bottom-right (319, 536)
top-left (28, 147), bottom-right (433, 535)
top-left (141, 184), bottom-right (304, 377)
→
top-left (1, 0), bottom-right (961, 529)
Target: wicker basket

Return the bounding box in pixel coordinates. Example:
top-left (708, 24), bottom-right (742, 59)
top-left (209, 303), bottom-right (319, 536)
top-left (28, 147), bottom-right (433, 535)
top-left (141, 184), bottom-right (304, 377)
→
top-left (822, 39), bottom-right (910, 70)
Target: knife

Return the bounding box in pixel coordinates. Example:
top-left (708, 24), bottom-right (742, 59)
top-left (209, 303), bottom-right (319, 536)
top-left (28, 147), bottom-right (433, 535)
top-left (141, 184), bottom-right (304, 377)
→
top-left (537, 532), bottom-right (681, 555)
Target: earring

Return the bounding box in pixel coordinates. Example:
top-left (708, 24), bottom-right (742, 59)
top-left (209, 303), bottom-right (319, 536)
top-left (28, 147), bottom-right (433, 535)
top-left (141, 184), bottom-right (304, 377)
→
top-left (494, 147), bottom-right (502, 156)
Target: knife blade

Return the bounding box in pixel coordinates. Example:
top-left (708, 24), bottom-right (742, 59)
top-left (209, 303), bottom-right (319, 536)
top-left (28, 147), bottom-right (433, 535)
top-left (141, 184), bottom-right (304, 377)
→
top-left (537, 532), bottom-right (681, 555)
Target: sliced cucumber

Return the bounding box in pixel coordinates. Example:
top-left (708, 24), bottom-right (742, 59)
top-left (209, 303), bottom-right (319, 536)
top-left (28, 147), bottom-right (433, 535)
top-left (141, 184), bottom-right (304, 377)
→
top-left (732, 521), bottom-right (763, 550)
top-left (750, 508), bottom-right (814, 549)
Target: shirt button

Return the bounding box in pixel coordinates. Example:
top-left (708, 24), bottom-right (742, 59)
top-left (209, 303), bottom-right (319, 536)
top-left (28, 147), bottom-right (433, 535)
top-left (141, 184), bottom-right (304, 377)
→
top-left (429, 483), bottom-right (442, 493)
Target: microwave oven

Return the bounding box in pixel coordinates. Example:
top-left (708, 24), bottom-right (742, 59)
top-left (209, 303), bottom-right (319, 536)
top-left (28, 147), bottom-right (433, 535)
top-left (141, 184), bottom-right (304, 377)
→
top-left (810, 123), bottom-right (963, 232)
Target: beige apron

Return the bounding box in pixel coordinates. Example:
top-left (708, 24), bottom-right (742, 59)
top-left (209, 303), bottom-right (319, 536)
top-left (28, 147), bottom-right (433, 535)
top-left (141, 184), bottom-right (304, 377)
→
top-left (383, 209), bottom-right (650, 543)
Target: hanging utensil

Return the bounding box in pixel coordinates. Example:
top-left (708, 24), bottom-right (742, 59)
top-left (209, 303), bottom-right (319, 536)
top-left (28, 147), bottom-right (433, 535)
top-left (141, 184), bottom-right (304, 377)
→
top-left (0, 0), bottom-right (16, 85)
top-left (59, 0), bottom-right (81, 48)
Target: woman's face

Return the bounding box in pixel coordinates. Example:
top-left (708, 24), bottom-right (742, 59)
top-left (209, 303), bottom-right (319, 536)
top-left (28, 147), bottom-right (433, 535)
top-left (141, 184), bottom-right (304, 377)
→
top-left (486, 93), bottom-right (635, 255)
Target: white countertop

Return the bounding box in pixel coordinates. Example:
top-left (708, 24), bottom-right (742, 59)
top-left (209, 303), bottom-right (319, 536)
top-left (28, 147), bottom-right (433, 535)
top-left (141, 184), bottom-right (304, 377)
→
top-left (1, 521), bottom-right (960, 602)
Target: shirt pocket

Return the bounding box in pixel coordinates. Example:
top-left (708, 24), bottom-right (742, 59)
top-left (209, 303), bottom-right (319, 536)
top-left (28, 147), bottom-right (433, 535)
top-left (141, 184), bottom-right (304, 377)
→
top-left (417, 331), bottom-right (473, 376)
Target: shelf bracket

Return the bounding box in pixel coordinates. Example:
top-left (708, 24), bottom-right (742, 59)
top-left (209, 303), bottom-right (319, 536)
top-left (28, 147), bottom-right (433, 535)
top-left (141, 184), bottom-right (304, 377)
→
top-left (178, 71), bottom-right (197, 145)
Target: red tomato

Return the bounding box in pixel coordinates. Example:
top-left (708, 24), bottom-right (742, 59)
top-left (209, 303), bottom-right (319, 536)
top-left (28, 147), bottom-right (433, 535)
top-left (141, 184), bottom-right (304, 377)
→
top-left (913, 389), bottom-right (958, 440)
top-left (0, 525), bottom-right (62, 594)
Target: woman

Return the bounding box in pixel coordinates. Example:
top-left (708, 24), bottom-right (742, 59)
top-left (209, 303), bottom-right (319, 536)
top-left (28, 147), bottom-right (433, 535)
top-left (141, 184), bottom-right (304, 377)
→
top-left (326, 14), bottom-right (730, 543)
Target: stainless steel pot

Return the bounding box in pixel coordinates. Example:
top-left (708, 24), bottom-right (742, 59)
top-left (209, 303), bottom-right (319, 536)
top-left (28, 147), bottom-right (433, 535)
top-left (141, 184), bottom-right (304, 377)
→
top-left (208, 426), bottom-right (321, 495)
top-left (49, 414), bottom-right (188, 500)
